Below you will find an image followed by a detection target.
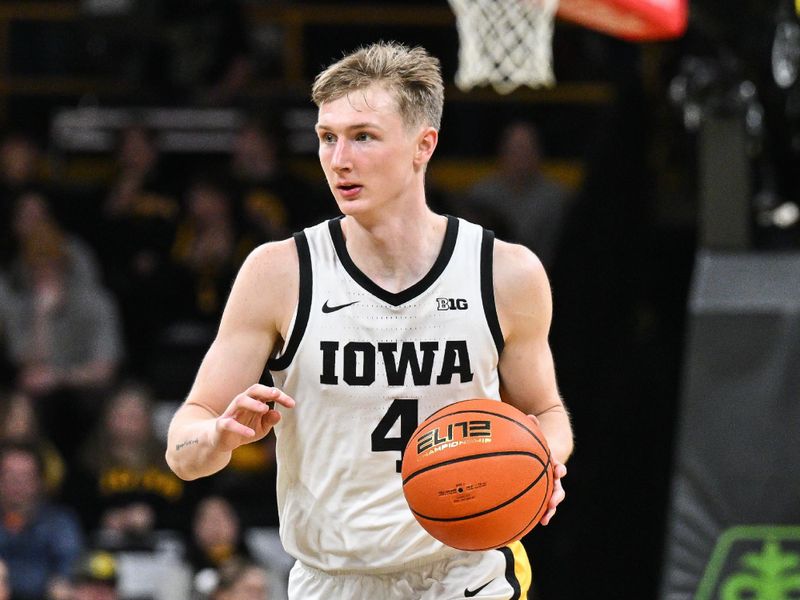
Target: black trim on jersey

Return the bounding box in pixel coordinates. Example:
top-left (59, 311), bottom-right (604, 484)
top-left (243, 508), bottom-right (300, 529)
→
top-left (481, 228), bottom-right (505, 354)
top-left (498, 546), bottom-right (522, 600)
top-left (267, 231), bottom-right (312, 371)
top-left (258, 369), bottom-right (275, 387)
top-left (328, 215), bottom-right (459, 306)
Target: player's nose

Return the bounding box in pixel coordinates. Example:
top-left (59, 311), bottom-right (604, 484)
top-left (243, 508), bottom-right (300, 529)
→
top-left (331, 139), bottom-right (353, 171)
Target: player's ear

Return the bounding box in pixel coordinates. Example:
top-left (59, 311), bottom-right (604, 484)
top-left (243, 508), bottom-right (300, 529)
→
top-left (414, 127), bottom-right (438, 166)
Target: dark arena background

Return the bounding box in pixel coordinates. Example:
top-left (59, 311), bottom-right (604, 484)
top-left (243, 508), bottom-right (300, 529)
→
top-left (0, 1), bottom-right (798, 599)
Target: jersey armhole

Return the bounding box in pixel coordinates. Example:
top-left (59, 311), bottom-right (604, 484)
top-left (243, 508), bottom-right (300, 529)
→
top-left (481, 228), bottom-right (505, 355)
top-left (267, 231), bottom-right (312, 371)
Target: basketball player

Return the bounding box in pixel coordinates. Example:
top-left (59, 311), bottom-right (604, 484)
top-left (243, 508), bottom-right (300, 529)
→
top-left (166, 42), bottom-right (573, 599)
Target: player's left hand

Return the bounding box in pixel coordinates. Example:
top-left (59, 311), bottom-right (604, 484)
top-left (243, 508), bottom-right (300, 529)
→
top-left (526, 413), bottom-right (567, 526)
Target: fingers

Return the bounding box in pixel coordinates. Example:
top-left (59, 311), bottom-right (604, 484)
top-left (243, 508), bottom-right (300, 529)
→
top-left (216, 386), bottom-right (293, 445)
top-left (540, 480), bottom-right (565, 526)
top-left (224, 386), bottom-right (296, 417)
top-left (541, 462), bottom-right (567, 527)
top-left (540, 506), bottom-right (557, 526)
top-left (523, 417), bottom-right (567, 526)
top-left (260, 408), bottom-right (282, 428)
top-left (218, 404), bottom-right (282, 437)
top-left (244, 384), bottom-right (296, 409)
top-left (224, 394), bottom-right (271, 417)
top-left (217, 416), bottom-right (257, 439)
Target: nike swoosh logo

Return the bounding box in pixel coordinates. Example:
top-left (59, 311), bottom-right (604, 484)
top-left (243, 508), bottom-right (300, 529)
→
top-left (322, 300), bottom-right (360, 313)
top-left (464, 579), bottom-right (494, 597)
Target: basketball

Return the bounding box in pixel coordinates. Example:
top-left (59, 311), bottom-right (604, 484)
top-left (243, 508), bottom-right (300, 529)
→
top-left (401, 398), bottom-right (554, 551)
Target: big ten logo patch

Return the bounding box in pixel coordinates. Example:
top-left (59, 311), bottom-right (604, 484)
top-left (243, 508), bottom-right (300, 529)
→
top-left (437, 298), bottom-right (468, 311)
top-left (697, 526), bottom-right (800, 600)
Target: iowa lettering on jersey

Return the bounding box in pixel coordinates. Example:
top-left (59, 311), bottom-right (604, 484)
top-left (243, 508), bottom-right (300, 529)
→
top-left (319, 340), bottom-right (474, 386)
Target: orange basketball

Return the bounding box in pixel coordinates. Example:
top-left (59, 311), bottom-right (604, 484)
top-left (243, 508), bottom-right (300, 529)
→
top-left (401, 398), bottom-right (554, 551)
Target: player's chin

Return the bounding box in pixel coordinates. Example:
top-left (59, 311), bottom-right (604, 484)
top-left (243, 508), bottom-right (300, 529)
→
top-left (335, 200), bottom-right (373, 219)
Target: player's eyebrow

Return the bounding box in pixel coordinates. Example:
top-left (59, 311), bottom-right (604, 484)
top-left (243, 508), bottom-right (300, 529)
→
top-left (315, 121), bottom-right (384, 133)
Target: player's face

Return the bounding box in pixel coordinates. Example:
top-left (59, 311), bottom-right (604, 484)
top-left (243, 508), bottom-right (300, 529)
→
top-left (316, 84), bottom-right (428, 216)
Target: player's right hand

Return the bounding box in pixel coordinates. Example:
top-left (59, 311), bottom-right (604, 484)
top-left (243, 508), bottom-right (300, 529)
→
top-left (214, 384), bottom-right (295, 452)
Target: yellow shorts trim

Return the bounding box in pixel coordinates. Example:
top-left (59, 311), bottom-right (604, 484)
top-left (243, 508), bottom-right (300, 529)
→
top-left (499, 541), bottom-right (532, 599)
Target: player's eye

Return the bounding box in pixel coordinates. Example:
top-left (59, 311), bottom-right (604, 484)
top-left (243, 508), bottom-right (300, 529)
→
top-left (320, 132), bottom-right (336, 144)
top-left (355, 132), bottom-right (372, 142)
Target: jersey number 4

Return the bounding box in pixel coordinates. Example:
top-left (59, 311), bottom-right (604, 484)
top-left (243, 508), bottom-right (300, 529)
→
top-left (371, 398), bottom-right (418, 473)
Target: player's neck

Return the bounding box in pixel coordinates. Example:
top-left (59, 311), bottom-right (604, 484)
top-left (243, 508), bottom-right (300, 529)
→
top-left (341, 208), bottom-right (447, 293)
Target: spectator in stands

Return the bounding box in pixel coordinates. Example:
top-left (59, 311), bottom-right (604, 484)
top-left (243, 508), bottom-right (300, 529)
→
top-left (187, 496), bottom-right (251, 573)
top-left (212, 558), bottom-right (271, 600)
top-left (0, 132), bottom-right (47, 267)
top-left (145, 175), bottom-right (258, 396)
top-left (0, 131), bottom-right (44, 208)
top-left (70, 550), bottom-right (118, 600)
top-left (0, 198), bottom-right (123, 459)
top-left (229, 119), bottom-right (292, 242)
top-left (0, 280), bottom-right (11, 388)
top-left (102, 126), bottom-right (178, 251)
top-left (228, 118), bottom-right (329, 239)
top-left (0, 131), bottom-right (41, 195)
top-left (205, 432), bottom-right (278, 528)
top-left (170, 176), bottom-right (256, 325)
top-left (0, 558), bottom-right (9, 600)
top-left (0, 442), bottom-right (84, 600)
top-left (99, 125), bottom-right (180, 376)
top-left (0, 389), bottom-right (65, 495)
top-left (67, 381), bottom-right (187, 543)
top-left (10, 191), bottom-right (101, 285)
top-left (461, 121), bottom-right (572, 268)
top-left (147, 175), bottom-right (257, 398)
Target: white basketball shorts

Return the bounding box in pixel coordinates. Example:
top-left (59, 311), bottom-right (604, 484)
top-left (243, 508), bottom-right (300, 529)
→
top-left (287, 541), bottom-right (532, 599)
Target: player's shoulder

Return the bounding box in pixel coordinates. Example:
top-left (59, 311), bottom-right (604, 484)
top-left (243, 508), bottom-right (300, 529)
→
top-left (492, 239), bottom-right (551, 306)
top-left (227, 237), bottom-right (303, 328)
top-left (230, 237), bottom-right (302, 306)
top-left (243, 237), bottom-right (300, 273)
top-left (493, 240), bottom-right (552, 333)
top-left (493, 239), bottom-right (547, 284)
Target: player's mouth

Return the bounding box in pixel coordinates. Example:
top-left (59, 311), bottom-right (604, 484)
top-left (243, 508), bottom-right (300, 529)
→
top-left (336, 183), bottom-right (363, 199)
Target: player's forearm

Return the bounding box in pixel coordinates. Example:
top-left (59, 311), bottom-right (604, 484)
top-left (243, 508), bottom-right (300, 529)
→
top-left (165, 409), bottom-right (231, 481)
top-left (536, 406), bottom-right (574, 465)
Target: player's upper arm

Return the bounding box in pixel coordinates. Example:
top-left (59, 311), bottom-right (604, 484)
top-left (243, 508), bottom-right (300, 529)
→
top-left (493, 240), bottom-right (560, 415)
top-left (183, 238), bottom-right (299, 416)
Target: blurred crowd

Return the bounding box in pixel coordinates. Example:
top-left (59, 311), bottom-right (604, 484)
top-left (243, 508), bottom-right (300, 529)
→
top-left (0, 120), bottom-right (325, 600)
top-left (0, 2), bottom-right (331, 596)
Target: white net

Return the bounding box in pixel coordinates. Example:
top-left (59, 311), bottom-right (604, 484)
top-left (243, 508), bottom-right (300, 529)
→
top-left (447, 0), bottom-right (559, 94)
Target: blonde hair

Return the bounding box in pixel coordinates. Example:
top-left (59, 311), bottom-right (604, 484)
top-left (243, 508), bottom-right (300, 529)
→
top-left (312, 41), bottom-right (444, 131)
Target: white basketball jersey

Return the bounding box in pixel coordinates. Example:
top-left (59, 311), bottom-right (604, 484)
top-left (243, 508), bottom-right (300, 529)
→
top-left (268, 216), bottom-right (504, 573)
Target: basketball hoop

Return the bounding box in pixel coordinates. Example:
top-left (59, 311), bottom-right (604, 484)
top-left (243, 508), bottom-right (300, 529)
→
top-left (447, 0), bottom-right (688, 94)
top-left (448, 0), bottom-right (559, 94)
